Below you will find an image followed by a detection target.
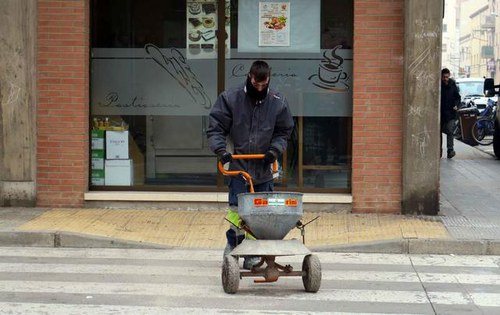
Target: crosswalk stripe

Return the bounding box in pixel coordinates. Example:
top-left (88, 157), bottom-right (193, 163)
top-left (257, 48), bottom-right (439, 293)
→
top-left (0, 263), bottom-right (223, 276)
top-left (0, 303), bottom-right (424, 315)
top-left (0, 247), bottom-right (223, 261)
top-left (2, 262), bottom-right (500, 287)
top-left (1, 247), bottom-right (499, 268)
top-left (1, 248), bottom-right (500, 313)
top-left (427, 292), bottom-right (500, 307)
top-left (420, 272), bottom-right (500, 285)
top-left (325, 270), bottom-right (500, 285)
top-left (408, 255), bottom-right (500, 267)
top-left (0, 248), bottom-right (407, 265)
top-left (0, 281), bottom-right (427, 304)
top-left (0, 280), bottom-right (499, 307)
top-left (466, 293), bottom-right (500, 308)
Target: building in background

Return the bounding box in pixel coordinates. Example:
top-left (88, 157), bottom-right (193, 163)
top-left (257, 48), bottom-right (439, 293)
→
top-left (442, 0), bottom-right (460, 77)
top-left (494, 0), bottom-right (500, 82)
top-left (456, 0), bottom-right (496, 79)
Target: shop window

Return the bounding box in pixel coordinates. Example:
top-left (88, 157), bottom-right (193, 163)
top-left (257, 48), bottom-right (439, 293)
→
top-left (90, 0), bottom-right (353, 192)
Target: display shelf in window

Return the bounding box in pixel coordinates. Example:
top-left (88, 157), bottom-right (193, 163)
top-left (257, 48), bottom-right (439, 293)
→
top-left (92, 116), bottom-right (129, 131)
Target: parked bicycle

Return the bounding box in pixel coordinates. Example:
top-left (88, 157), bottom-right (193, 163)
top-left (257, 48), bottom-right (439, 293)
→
top-left (471, 98), bottom-right (497, 145)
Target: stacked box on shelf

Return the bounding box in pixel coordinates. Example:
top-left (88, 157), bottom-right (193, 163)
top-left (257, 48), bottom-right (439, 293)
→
top-left (91, 169), bottom-right (105, 186)
top-left (105, 131), bottom-right (133, 185)
top-left (105, 159), bottom-right (133, 185)
top-left (106, 130), bottom-right (129, 159)
top-left (91, 149), bottom-right (104, 170)
top-left (90, 130), bottom-right (105, 186)
top-left (91, 129), bottom-right (104, 150)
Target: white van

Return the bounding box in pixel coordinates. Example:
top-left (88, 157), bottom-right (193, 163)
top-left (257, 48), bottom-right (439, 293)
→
top-left (455, 77), bottom-right (491, 111)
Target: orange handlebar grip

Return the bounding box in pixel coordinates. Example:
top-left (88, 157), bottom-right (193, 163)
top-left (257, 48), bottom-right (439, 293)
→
top-left (217, 153), bottom-right (279, 193)
top-left (217, 162), bottom-right (254, 192)
top-left (231, 154), bottom-right (278, 173)
top-left (231, 154), bottom-right (265, 159)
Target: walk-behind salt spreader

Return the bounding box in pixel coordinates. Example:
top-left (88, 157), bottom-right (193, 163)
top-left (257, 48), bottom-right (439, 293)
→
top-left (219, 154), bottom-right (321, 294)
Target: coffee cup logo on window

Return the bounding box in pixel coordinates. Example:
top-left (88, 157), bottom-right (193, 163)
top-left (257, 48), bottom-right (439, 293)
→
top-left (309, 45), bottom-right (350, 92)
top-left (318, 60), bottom-right (348, 84)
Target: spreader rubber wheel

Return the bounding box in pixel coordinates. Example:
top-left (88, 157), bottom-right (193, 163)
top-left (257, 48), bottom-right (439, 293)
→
top-left (302, 254), bottom-right (321, 293)
top-left (222, 255), bottom-right (240, 294)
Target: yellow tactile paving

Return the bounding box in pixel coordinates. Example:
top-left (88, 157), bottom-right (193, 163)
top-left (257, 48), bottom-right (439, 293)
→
top-left (18, 209), bottom-right (451, 249)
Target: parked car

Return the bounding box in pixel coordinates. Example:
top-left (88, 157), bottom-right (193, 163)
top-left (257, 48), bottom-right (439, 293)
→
top-left (483, 78), bottom-right (500, 158)
top-left (456, 77), bottom-right (497, 112)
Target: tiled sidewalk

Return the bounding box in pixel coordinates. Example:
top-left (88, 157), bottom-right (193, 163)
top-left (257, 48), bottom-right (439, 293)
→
top-left (17, 209), bottom-right (449, 249)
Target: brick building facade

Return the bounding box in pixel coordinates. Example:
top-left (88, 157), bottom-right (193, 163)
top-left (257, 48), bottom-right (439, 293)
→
top-left (1, 0), bottom-right (443, 214)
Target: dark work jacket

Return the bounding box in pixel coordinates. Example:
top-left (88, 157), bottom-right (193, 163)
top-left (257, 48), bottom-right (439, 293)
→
top-left (441, 79), bottom-right (461, 123)
top-left (207, 83), bottom-right (294, 184)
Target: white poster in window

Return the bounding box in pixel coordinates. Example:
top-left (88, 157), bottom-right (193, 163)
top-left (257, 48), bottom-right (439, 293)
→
top-left (186, 0), bottom-right (231, 59)
top-left (238, 0), bottom-right (319, 53)
top-left (258, 2), bottom-right (290, 46)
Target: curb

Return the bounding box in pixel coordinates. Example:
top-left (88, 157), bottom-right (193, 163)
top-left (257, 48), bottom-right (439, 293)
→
top-left (2, 230), bottom-right (500, 255)
top-left (469, 142), bottom-right (496, 158)
top-left (312, 238), bottom-right (500, 255)
top-left (0, 231), bottom-right (172, 249)
top-left (0, 231), bottom-right (54, 247)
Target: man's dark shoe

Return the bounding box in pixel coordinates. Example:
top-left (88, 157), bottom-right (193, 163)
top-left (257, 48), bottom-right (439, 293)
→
top-left (447, 150), bottom-right (456, 159)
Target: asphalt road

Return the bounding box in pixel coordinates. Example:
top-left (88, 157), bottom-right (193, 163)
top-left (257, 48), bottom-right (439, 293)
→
top-left (0, 247), bottom-right (499, 314)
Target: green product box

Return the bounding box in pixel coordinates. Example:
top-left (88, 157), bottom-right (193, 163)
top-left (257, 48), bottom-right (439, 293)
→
top-left (91, 150), bottom-right (104, 158)
top-left (91, 169), bottom-right (105, 186)
top-left (91, 130), bottom-right (104, 138)
top-left (91, 130), bottom-right (105, 150)
top-left (91, 150), bottom-right (105, 170)
top-left (91, 169), bottom-right (104, 177)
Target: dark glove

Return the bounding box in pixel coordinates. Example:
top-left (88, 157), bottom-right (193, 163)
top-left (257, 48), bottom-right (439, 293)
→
top-left (217, 151), bottom-right (232, 164)
top-left (263, 150), bottom-right (278, 164)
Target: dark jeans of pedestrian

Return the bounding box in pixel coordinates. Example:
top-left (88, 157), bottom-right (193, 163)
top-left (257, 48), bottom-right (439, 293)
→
top-left (226, 178), bottom-right (274, 247)
top-left (441, 119), bottom-right (455, 152)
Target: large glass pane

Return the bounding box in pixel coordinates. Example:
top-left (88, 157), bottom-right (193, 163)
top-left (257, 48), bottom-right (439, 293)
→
top-left (90, 0), bottom-right (353, 192)
top-left (225, 0), bottom-right (353, 191)
top-left (90, 0), bottom-right (221, 188)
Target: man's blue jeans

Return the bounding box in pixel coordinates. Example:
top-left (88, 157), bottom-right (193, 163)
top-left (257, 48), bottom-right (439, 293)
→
top-left (441, 119), bottom-right (455, 152)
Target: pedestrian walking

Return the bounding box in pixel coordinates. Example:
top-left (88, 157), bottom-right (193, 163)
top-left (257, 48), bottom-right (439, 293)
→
top-left (441, 68), bottom-right (461, 158)
top-left (206, 60), bottom-right (294, 269)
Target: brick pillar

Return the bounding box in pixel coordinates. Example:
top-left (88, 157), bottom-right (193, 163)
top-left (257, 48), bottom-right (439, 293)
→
top-left (37, 0), bottom-right (89, 207)
top-left (352, 0), bottom-right (404, 213)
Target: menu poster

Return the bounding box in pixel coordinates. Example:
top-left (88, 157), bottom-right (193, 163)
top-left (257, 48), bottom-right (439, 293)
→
top-left (258, 2), bottom-right (290, 47)
top-left (186, 0), bottom-right (231, 59)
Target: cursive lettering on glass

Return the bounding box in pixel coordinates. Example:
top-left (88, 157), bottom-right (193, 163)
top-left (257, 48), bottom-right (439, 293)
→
top-left (97, 92), bottom-right (180, 109)
top-left (231, 63), bottom-right (298, 79)
top-left (144, 43), bottom-right (212, 109)
top-left (231, 64), bottom-right (248, 78)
